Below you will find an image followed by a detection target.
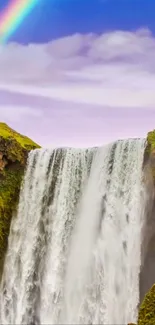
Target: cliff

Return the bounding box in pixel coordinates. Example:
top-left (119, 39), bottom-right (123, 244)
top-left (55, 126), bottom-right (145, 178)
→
top-left (135, 130), bottom-right (155, 325)
top-left (138, 284), bottom-right (155, 325)
top-left (143, 130), bottom-right (155, 183)
top-left (0, 122), bottom-right (40, 275)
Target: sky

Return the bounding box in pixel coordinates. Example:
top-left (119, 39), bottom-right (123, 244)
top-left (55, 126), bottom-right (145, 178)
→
top-left (0, 0), bottom-right (155, 147)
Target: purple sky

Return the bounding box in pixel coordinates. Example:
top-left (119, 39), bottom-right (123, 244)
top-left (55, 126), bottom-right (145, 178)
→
top-left (0, 29), bottom-right (155, 147)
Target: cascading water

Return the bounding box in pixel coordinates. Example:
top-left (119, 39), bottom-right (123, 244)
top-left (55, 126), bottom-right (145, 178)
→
top-left (0, 139), bottom-right (147, 325)
top-left (63, 139), bottom-right (147, 325)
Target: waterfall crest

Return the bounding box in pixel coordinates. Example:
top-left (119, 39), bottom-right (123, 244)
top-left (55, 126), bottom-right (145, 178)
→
top-left (0, 140), bottom-right (147, 324)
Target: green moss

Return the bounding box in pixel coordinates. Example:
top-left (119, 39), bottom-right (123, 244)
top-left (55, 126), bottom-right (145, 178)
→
top-left (146, 130), bottom-right (155, 153)
top-left (144, 130), bottom-right (155, 181)
top-left (0, 122), bottom-right (40, 275)
top-left (138, 284), bottom-right (155, 325)
top-left (0, 167), bottom-right (23, 258)
top-left (0, 122), bottom-right (40, 164)
top-left (0, 122), bottom-right (40, 150)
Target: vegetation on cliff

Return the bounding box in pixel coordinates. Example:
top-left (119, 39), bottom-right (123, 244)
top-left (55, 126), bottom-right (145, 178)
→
top-left (142, 130), bottom-right (155, 195)
top-left (138, 284), bottom-right (155, 325)
top-left (138, 131), bottom-right (155, 324)
top-left (147, 130), bottom-right (155, 152)
top-left (144, 130), bottom-right (155, 179)
top-left (0, 122), bottom-right (40, 273)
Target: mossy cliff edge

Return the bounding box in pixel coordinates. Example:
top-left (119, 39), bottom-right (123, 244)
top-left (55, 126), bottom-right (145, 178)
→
top-left (144, 130), bottom-right (155, 184)
top-left (135, 130), bottom-right (155, 325)
top-left (138, 284), bottom-right (155, 325)
top-left (0, 122), bottom-right (40, 274)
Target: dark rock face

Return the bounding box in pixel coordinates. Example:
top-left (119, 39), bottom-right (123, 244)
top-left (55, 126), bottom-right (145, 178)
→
top-left (0, 152), bottom-right (8, 171)
top-left (0, 122), bottom-right (40, 277)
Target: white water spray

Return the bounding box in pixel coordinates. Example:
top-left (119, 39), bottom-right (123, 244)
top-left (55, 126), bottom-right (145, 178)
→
top-left (64, 139), bottom-right (146, 324)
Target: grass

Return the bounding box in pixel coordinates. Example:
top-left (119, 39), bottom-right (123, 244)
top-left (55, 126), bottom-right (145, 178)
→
top-left (0, 122), bottom-right (40, 150)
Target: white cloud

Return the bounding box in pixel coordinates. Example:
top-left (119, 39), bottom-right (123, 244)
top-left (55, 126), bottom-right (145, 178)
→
top-left (0, 28), bottom-right (155, 110)
top-left (0, 82), bottom-right (155, 109)
top-left (1, 29), bottom-right (155, 146)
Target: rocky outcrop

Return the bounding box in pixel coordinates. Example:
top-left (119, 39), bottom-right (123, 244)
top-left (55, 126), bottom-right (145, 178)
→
top-left (0, 152), bottom-right (7, 171)
top-left (0, 122), bottom-right (40, 276)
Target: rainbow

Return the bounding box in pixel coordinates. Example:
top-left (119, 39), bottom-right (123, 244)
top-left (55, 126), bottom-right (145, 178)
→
top-left (0, 0), bottom-right (39, 44)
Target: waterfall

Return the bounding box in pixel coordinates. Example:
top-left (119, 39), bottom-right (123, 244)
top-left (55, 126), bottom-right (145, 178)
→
top-left (0, 139), bottom-right (147, 324)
